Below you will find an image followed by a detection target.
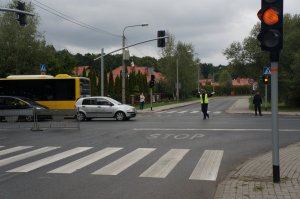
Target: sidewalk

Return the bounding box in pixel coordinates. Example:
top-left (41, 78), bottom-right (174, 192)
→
top-left (137, 96), bottom-right (300, 199)
top-left (214, 143), bottom-right (300, 199)
top-left (216, 97), bottom-right (300, 199)
top-left (226, 96), bottom-right (300, 116)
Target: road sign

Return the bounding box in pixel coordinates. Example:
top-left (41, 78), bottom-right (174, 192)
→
top-left (40, 64), bottom-right (47, 72)
top-left (263, 67), bottom-right (271, 75)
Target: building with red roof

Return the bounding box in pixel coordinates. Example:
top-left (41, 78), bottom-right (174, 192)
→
top-left (110, 65), bottom-right (164, 82)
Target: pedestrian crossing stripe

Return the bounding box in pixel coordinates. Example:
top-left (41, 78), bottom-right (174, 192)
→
top-left (140, 149), bottom-right (189, 178)
top-left (92, 148), bottom-right (156, 175)
top-left (0, 146), bottom-right (33, 156)
top-left (177, 111), bottom-right (188, 114)
top-left (7, 147), bottom-right (92, 173)
top-left (0, 147), bottom-right (60, 167)
top-left (0, 146), bottom-right (224, 181)
top-left (49, 147), bottom-right (123, 174)
top-left (189, 150), bottom-right (223, 181)
top-left (155, 110), bottom-right (221, 114)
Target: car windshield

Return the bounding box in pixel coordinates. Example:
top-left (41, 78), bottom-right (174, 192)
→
top-left (108, 98), bottom-right (122, 105)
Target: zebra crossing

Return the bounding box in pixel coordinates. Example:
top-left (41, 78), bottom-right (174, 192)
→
top-left (0, 145), bottom-right (224, 181)
top-left (156, 110), bottom-right (222, 115)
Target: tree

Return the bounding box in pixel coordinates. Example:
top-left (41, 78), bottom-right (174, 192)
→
top-left (0, 1), bottom-right (51, 77)
top-left (218, 70), bottom-right (232, 95)
top-left (224, 14), bottom-right (300, 106)
top-left (158, 33), bottom-right (198, 99)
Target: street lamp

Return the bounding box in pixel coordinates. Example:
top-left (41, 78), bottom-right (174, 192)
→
top-left (122, 23), bottom-right (148, 104)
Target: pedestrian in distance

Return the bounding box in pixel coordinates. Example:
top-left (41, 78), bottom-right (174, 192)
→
top-left (199, 89), bottom-right (213, 120)
top-left (139, 93), bottom-right (145, 110)
top-left (253, 91), bottom-right (263, 116)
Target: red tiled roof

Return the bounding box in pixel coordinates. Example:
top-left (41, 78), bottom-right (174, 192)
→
top-left (73, 66), bottom-right (90, 76)
top-left (199, 78), bottom-right (254, 86)
top-left (111, 65), bottom-right (164, 81)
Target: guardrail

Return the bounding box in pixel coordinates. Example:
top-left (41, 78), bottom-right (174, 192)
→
top-left (0, 109), bottom-right (79, 131)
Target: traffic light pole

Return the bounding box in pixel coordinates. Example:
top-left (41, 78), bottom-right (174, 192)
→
top-left (265, 84), bottom-right (267, 111)
top-left (150, 88), bottom-right (153, 111)
top-left (271, 51), bottom-right (280, 183)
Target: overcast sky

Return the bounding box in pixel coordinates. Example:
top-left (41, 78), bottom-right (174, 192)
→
top-left (2, 0), bottom-right (300, 65)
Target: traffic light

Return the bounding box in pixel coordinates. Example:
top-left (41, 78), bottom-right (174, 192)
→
top-left (157, 30), bottom-right (166, 48)
top-left (257, 0), bottom-right (283, 52)
top-left (263, 75), bottom-right (269, 84)
top-left (149, 75), bottom-right (155, 88)
top-left (16, 1), bottom-right (27, 26)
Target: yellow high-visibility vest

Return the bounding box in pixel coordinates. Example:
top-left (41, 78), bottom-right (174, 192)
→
top-left (200, 94), bottom-right (209, 104)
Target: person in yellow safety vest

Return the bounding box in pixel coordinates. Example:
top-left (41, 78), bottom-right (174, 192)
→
top-left (199, 89), bottom-right (212, 120)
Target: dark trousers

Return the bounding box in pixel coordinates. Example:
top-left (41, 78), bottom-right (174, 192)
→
top-left (140, 102), bottom-right (144, 110)
top-left (201, 103), bottom-right (209, 119)
top-left (254, 104), bottom-right (262, 116)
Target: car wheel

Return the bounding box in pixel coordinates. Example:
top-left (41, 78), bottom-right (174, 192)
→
top-left (76, 112), bottom-right (86, 121)
top-left (115, 111), bottom-right (125, 121)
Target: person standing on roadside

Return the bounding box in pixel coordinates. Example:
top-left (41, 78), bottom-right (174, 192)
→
top-left (199, 89), bottom-right (212, 120)
top-left (139, 93), bottom-right (145, 110)
top-left (253, 91), bottom-right (263, 116)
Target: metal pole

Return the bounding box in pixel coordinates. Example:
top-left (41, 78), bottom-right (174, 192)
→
top-left (176, 58), bottom-right (179, 103)
top-left (122, 35), bottom-right (126, 104)
top-left (198, 65), bottom-right (200, 93)
top-left (101, 48), bottom-right (104, 96)
top-left (265, 84), bottom-right (267, 111)
top-left (271, 51), bottom-right (280, 183)
top-left (150, 88), bottom-right (153, 111)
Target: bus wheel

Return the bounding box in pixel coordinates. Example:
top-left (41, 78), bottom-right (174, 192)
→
top-left (77, 112), bottom-right (86, 121)
top-left (115, 112), bottom-right (125, 121)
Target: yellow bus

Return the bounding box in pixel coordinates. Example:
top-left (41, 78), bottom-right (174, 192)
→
top-left (0, 74), bottom-right (90, 109)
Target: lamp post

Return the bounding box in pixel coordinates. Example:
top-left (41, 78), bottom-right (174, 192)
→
top-left (122, 23), bottom-right (148, 104)
top-left (176, 58), bottom-right (179, 103)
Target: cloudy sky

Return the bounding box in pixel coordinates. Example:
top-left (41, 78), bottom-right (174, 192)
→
top-left (2, 0), bottom-right (300, 65)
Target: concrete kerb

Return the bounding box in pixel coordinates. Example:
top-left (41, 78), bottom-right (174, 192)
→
top-left (214, 142), bottom-right (300, 199)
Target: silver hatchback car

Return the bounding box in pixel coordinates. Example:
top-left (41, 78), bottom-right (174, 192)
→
top-left (75, 96), bottom-right (137, 121)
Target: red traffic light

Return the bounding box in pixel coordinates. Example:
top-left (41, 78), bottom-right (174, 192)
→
top-left (263, 8), bottom-right (279, 25)
top-left (257, 0), bottom-right (283, 52)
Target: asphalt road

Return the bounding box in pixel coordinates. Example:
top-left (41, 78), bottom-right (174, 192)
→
top-left (1, 96), bottom-right (300, 199)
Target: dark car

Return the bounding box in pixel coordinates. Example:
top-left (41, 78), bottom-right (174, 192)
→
top-left (0, 96), bottom-right (49, 122)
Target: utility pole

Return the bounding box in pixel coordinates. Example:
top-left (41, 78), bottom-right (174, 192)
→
top-left (176, 58), bottom-right (179, 103)
top-left (101, 48), bottom-right (104, 96)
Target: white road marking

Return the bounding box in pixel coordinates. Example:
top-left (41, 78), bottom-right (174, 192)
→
top-left (7, 147), bottom-right (92, 173)
top-left (140, 149), bottom-right (189, 178)
top-left (0, 147), bottom-right (60, 167)
top-left (213, 111), bottom-right (222, 114)
top-left (178, 111), bottom-right (187, 114)
top-left (0, 146), bottom-right (33, 156)
top-left (189, 150), bottom-right (223, 181)
top-left (133, 128), bottom-right (300, 132)
top-left (165, 111), bottom-right (176, 114)
top-left (190, 111), bottom-right (200, 114)
top-left (92, 148), bottom-right (156, 175)
top-left (48, 147), bottom-right (123, 174)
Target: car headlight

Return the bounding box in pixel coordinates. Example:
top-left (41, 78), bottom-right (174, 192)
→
top-left (127, 108), bottom-right (135, 112)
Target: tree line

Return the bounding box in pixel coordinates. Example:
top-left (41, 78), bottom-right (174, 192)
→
top-left (2, 1), bottom-right (299, 106)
